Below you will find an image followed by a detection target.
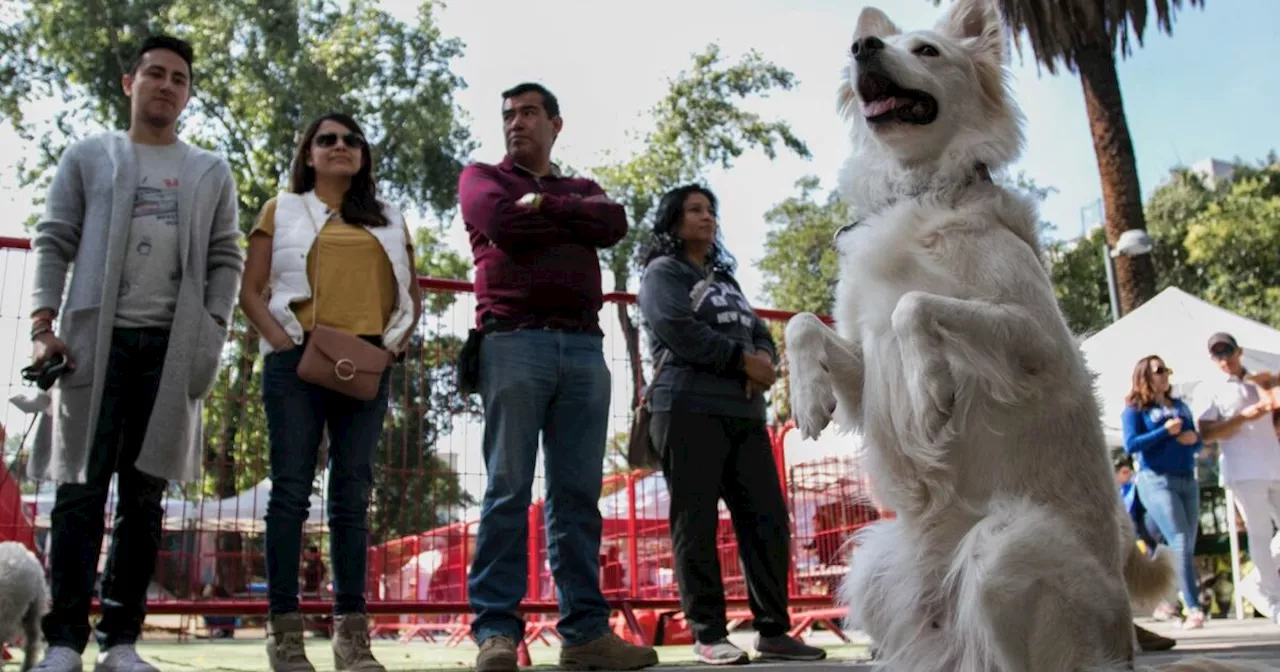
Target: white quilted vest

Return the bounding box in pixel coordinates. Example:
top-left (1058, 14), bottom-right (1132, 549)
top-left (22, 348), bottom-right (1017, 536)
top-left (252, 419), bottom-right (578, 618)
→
top-left (260, 190), bottom-right (415, 356)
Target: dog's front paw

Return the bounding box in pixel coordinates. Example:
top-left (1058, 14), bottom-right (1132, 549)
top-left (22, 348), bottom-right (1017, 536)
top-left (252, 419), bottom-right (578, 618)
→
top-left (791, 363), bottom-right (837, 440)
top-left (892, 293), bottom-right (956, 443)
top-left (786, 314), bottom-right (838, 439)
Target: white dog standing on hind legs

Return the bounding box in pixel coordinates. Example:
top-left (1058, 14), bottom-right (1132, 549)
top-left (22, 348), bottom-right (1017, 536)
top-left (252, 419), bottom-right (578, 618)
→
top-left (0, 541), bottom-right (47, 672)
top-left (784, 0), bottom-right (1277, 670)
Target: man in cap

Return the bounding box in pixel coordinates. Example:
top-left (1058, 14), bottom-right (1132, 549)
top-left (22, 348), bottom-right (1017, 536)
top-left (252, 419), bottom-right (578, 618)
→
top-left (1196, 332), bottom-right (1280, 622)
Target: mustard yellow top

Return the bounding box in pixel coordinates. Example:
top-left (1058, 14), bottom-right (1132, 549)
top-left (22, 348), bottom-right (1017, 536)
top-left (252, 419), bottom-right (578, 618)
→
top-left (251, 196), bottom-right (413, 337)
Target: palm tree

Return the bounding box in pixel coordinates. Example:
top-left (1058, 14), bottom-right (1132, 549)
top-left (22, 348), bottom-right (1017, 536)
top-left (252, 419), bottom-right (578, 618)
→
top-left (944, 0), bottom-right (1204, 314)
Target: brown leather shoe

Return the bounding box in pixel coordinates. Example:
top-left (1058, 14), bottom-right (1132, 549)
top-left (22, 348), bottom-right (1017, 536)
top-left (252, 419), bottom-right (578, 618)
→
top-left (560, 632), bottom-right (658, 671)
top-left (1135, 623), bottom-right (1176, 652)
top-left (476, 636), bottom-right (519, 672)
top-left (266, 613), bottom-right (317, 672)
top-left (332, 614), bottom-right (385, 671)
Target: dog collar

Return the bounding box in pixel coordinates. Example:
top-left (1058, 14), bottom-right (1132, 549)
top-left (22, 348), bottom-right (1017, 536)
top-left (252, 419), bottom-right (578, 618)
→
top-left (834, 162), bottom-right (993, 244)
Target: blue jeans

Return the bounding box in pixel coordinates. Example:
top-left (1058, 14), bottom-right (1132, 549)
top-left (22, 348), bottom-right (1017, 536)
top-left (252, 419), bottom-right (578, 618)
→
top-left (468, 329), bottom-right (612, 646)
top-left (1136, 470), bottom-right (1201, 609)
top-left (261, 344), bottom-right (390, 615)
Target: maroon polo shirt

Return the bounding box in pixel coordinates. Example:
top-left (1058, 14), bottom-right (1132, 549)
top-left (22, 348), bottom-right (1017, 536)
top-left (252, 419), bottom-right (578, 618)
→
top-left (458, 155), bottom-right (628, 333)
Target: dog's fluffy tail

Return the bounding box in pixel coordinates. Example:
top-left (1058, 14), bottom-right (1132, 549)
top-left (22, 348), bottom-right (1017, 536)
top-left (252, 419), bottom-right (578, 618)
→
top-left (1124, 540), bottom-right (1177, 612)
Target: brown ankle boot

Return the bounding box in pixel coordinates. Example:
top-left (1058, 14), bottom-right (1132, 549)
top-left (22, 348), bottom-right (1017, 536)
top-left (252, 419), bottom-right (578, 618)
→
top-left (332, 614), bottom-right (385, 671)
top-left (267, 613), bottom-right (316, 672)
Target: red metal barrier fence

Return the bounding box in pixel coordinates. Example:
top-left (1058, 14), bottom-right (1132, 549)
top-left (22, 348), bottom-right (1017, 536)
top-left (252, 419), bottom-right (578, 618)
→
top-left (0, 236), bottom-right (881, 647)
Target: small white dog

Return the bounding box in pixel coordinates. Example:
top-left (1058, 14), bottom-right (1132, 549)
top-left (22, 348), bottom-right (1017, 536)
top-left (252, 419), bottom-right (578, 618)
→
top-left (0, 541), bottom-right (46, 671)
top-left (784, 0), bottom-right (1275, 670)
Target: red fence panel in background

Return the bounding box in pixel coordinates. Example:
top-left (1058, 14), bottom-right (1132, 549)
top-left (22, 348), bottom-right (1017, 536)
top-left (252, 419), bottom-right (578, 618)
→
top-left (0, 236), bottom-right (875, 644)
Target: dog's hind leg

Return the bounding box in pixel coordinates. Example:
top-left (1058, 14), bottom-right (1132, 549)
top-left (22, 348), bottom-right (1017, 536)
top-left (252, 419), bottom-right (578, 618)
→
top-left (784, 312), bottom-right (864, 439)
top-left (890, 291), bottom-right (1062, 447)
top-left (947, 501), bottom-right (1135, 672)
top-left (840, 519), bottom-right (955, 672)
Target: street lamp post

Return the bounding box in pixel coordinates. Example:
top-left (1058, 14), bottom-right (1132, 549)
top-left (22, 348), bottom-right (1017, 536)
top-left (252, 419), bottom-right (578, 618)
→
top-left (1102, 229), bottom-right (1155, 322)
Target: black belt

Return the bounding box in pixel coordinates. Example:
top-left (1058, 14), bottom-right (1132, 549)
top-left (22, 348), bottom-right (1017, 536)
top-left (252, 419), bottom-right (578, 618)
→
top-left (480, 315), bottom-right (597, 334)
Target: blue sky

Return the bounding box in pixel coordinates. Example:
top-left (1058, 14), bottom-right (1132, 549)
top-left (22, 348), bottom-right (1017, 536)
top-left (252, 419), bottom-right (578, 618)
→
top-left (1, 0), bottom-right (1277, 307)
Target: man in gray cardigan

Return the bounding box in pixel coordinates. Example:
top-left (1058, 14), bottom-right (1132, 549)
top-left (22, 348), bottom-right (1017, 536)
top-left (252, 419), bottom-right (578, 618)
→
top-left (26, 35), bottom-right (243, 672)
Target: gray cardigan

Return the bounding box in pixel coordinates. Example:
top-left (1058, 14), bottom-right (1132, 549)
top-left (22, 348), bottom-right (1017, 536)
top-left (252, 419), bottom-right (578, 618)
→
top-left (29, 131), bottom-right (244, 483)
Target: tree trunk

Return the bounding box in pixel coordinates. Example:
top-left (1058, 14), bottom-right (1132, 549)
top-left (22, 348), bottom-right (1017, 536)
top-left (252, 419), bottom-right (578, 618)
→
top-left (212, 328), bottom-right (253, 499)
top-left (616, 286), bottom-right (644, 411)
top-left (1075, 37), bottom-right (1158, 316)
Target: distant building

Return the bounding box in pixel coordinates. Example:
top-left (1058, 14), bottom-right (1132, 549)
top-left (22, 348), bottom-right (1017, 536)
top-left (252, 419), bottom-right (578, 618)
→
top-left (1188, 157), bottom-right (1235, 187)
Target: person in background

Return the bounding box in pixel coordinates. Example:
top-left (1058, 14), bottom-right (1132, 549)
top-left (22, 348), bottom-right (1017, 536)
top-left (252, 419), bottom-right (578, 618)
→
top-left (1113, 451), bottom-right (1177, 652)
top-left (1196, 333), bottom-right (1280, 623)
top-left (1114, 450), bottom-right (1165, 555)
top-left (302, 545), bottom-right (326, 599)
top-left (457, 82), bottom-right (657, 672)
top-left (1121, 355), bottom-right (1206, 629)
top-left (27, 35), bottom-right (243, 672)
top-left (637, 184), bottom-right (826, 665)
top-left (240, 112), bottom-right (421, 671)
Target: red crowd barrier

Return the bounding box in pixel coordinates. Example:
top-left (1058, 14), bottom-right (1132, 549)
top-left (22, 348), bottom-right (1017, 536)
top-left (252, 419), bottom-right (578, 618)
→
top-left (0, 236), bottom-right (881, 647)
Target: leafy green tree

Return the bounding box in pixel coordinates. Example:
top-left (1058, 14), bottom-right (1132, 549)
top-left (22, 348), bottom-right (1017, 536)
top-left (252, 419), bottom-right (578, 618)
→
top-left (590, 44), bottom-right (811, 410)
top-left (1045, 226), bottom-right (1111, 335)
top-left (1045, 156), bottom-right (1280, 333)
top-left (1177, 163), bottom-right (1280, 325)
top-left (758, 176), bottom-right (851, 317)
top-left (0, 0), bottom-right (476, 520)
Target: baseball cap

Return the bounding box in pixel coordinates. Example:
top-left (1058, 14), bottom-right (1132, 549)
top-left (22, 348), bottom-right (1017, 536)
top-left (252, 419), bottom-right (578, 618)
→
top-left (1207, 332), bottom-right (1238, 356)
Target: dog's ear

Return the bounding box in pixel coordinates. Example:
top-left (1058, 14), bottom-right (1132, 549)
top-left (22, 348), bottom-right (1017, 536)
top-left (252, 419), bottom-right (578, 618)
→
top-left (837, 64), bottom-right (856, 117)
top-left (939, 0), bottom-right (1005, 62)
top-left (855, 6), bottom-right (901, 39)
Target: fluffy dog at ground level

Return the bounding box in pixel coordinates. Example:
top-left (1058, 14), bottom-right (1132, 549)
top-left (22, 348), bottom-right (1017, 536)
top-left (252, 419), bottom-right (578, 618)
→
top-left (784, 0), bottom-right (1274, 670)
top-left (0, 541), bottom-right (46, 671)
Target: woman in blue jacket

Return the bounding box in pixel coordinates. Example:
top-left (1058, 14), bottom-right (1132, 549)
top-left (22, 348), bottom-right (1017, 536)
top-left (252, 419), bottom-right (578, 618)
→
top-left (1121, 354), bottom-right (1205, 628)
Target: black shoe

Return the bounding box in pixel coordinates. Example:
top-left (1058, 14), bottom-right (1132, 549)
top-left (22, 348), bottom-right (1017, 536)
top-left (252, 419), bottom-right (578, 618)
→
top-left (1135, 624), bottom-right (1176, 652)
top-left (753, 634), bottom-right (828, 662)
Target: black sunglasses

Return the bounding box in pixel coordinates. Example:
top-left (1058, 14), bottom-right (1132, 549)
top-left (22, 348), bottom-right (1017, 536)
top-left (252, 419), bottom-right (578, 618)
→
top-left (314, 132), bottom-right (365, 149)
top-left (1152, 366), bottom-right (1173, 376)
top-left (1211, 345), bottom-right (1238, 360)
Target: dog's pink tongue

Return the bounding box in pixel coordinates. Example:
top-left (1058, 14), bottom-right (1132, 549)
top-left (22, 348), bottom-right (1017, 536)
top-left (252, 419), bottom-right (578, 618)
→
top-left (861, 97), bottom-right (897, 118)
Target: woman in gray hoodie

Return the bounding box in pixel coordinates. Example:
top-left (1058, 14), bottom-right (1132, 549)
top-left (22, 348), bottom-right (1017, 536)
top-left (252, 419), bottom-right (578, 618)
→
top-left (637, 184), bottom-right (826, 666)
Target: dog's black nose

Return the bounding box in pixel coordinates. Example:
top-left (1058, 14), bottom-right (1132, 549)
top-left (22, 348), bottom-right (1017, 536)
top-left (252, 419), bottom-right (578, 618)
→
top-left (851, 36), bottom-right (884, 62)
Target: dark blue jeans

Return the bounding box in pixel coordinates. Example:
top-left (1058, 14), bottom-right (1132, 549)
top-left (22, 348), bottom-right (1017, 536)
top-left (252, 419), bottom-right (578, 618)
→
top-left (262, 343), bottom-right (390, 615)
top-left (468, 329), bottom-right (612, 646)
top-left (42, 328), bottom-right (170, 653)
top-left (1136, 470), bottom-right (1201, 609)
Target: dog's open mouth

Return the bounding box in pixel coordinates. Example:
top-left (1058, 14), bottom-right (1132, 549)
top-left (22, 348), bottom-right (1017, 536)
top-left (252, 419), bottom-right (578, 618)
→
top-left (857, 71), bottom-right (939, 125)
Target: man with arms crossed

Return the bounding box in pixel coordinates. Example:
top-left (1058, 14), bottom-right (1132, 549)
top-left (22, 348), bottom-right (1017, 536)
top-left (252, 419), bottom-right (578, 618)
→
top-left (27, 35), bottom-right (244, 671)
top-left (458, 82), bottom-right (658, 672)
top-left (1196, 332), bottom-right (1280, 623)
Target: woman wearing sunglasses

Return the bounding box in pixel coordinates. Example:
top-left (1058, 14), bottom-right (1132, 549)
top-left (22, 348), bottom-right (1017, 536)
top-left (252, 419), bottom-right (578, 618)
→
top-left (240, 112), bottom-right (421, 671)
top-left (1121, 355), bottom-right (1205, 629)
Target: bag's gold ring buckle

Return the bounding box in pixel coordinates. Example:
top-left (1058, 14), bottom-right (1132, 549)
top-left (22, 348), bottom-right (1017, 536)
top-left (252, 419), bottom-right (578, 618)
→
top-left (334, 359), bottom-right (357, 381)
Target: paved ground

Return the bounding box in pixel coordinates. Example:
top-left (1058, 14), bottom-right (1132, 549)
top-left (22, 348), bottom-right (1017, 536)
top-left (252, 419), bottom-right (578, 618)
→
top-left (653, 618), bottom-right (1280, 670)
top-left (5, 617), bottom-right (1277, 670)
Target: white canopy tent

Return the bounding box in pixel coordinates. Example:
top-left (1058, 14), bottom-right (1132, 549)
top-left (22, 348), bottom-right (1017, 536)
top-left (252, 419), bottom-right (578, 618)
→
top-left (1080, 287), bottom-right (1280, 620)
